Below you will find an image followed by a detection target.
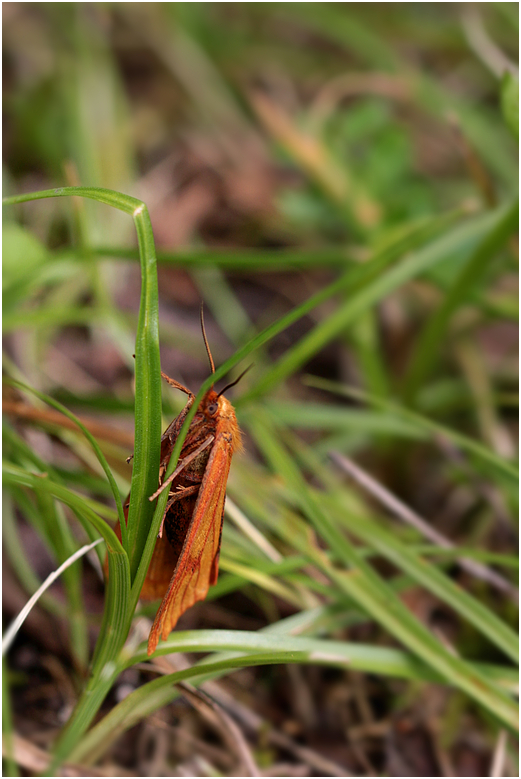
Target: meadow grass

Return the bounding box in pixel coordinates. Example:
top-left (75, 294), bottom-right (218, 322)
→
top-left (3, 4), bottom-right (518, 774)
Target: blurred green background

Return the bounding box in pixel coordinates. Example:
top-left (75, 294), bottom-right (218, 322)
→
top-left (3, 3), bottom-right (519, 777)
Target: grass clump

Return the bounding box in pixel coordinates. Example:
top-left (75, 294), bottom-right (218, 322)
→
top-left (3, 4), bottom-right (518, 776)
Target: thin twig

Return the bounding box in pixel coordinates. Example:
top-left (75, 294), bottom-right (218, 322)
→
top-left (461, 5), bottom-right (518, 78)
top-left (201, 680), bottom-right (352, 777)
top-left (146, 654), bottom-right (351, 777)
top-left (490, 729), bottom-right (508, 778)
top-left (329, 451), bottom-right (518, 601)
top-left (176, 681), bottom-right (261, 777)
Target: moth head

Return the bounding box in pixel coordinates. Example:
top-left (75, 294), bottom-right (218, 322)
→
top-left (201, 389), bottom-right (220, 420)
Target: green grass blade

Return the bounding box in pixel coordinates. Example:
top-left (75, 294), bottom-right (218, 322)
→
top-left (244, 206), bottom-right (511, 401)
top-left (327, 503), bottom-right (518, 662)
top-left (2, 493), bottom-right (67, 618)
top-left (3, 186), bottom-right (143, 214)
top-left (2, 462), bottom-right (124, 555)
top-left (305, 378), bottom-right (519, 484)
top-left (4, 378), bottom-right (127, 551)
top-left (125, 203), bottom-right (162, 581)
top-left (3, 186), bottom-right (162, 584)
top-left (125, 631), bottom-right (518, 692)
top-left (261, 399), bottom-right (424, 438)
top-left (501, 72), bottom-right (519, 139)
top-left (71, 626), bottom-right (517, 765)
top-left (94, 245), bottom-right (358, 270)
top-left (2, 657), bottom-right (19, 777)
top-left (403, 199), bottom-right (519, 401)
top-left (247, 413), bottom-right (518, 730)
top-left (4, 453), bottom-right (131, 769)
top-left (285, 434), bottom-right (518, 661)
top-left (49, 548), bottom-right (130, 773)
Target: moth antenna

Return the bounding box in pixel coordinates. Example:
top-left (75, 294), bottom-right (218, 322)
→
top-left (161, 371), bottom-right (194, 398)
top-left (218, 364), bottom-right (253, 397)
top-left (200, 302), bottom-right (215, 377)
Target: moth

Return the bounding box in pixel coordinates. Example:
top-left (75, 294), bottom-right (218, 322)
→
top-left (119, 312), bottom-right (246, 656)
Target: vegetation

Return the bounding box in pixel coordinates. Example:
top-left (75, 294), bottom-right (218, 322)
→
top-left (3, 4), bottom-right (518, 776)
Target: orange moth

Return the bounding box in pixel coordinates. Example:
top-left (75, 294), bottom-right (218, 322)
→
top-left (120, 310), bottom-right (245, 655)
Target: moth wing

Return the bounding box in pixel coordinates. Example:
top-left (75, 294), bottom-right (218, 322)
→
top-left (105, 502), bottom-right (180, 601)
top-left (147, 432), bottom-right (232, 655)
top-left (139, 533), bottom-right (180, 601)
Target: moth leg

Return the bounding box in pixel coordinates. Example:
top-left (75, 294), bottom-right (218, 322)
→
top-left (149, 435), bottom-right (214, 501)
top-left (158, 485), bottom-right (200, 538)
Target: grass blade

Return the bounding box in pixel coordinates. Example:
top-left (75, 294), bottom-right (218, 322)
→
top-left (2, 539), bottom-right (103, 655)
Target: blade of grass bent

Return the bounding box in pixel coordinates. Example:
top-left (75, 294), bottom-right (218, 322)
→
top-left (2, 539), bottom-right (103, 655)
top-left (71, 629), bottom-right (517, 766)
top-left (3, 187), bottom-right (163, 583)
top-left (126, 630), bottom-right (518, 691)
top-left (68, 652), bottom-right (343, 767)
top-left (126, 201), bottom-right (162, 581)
